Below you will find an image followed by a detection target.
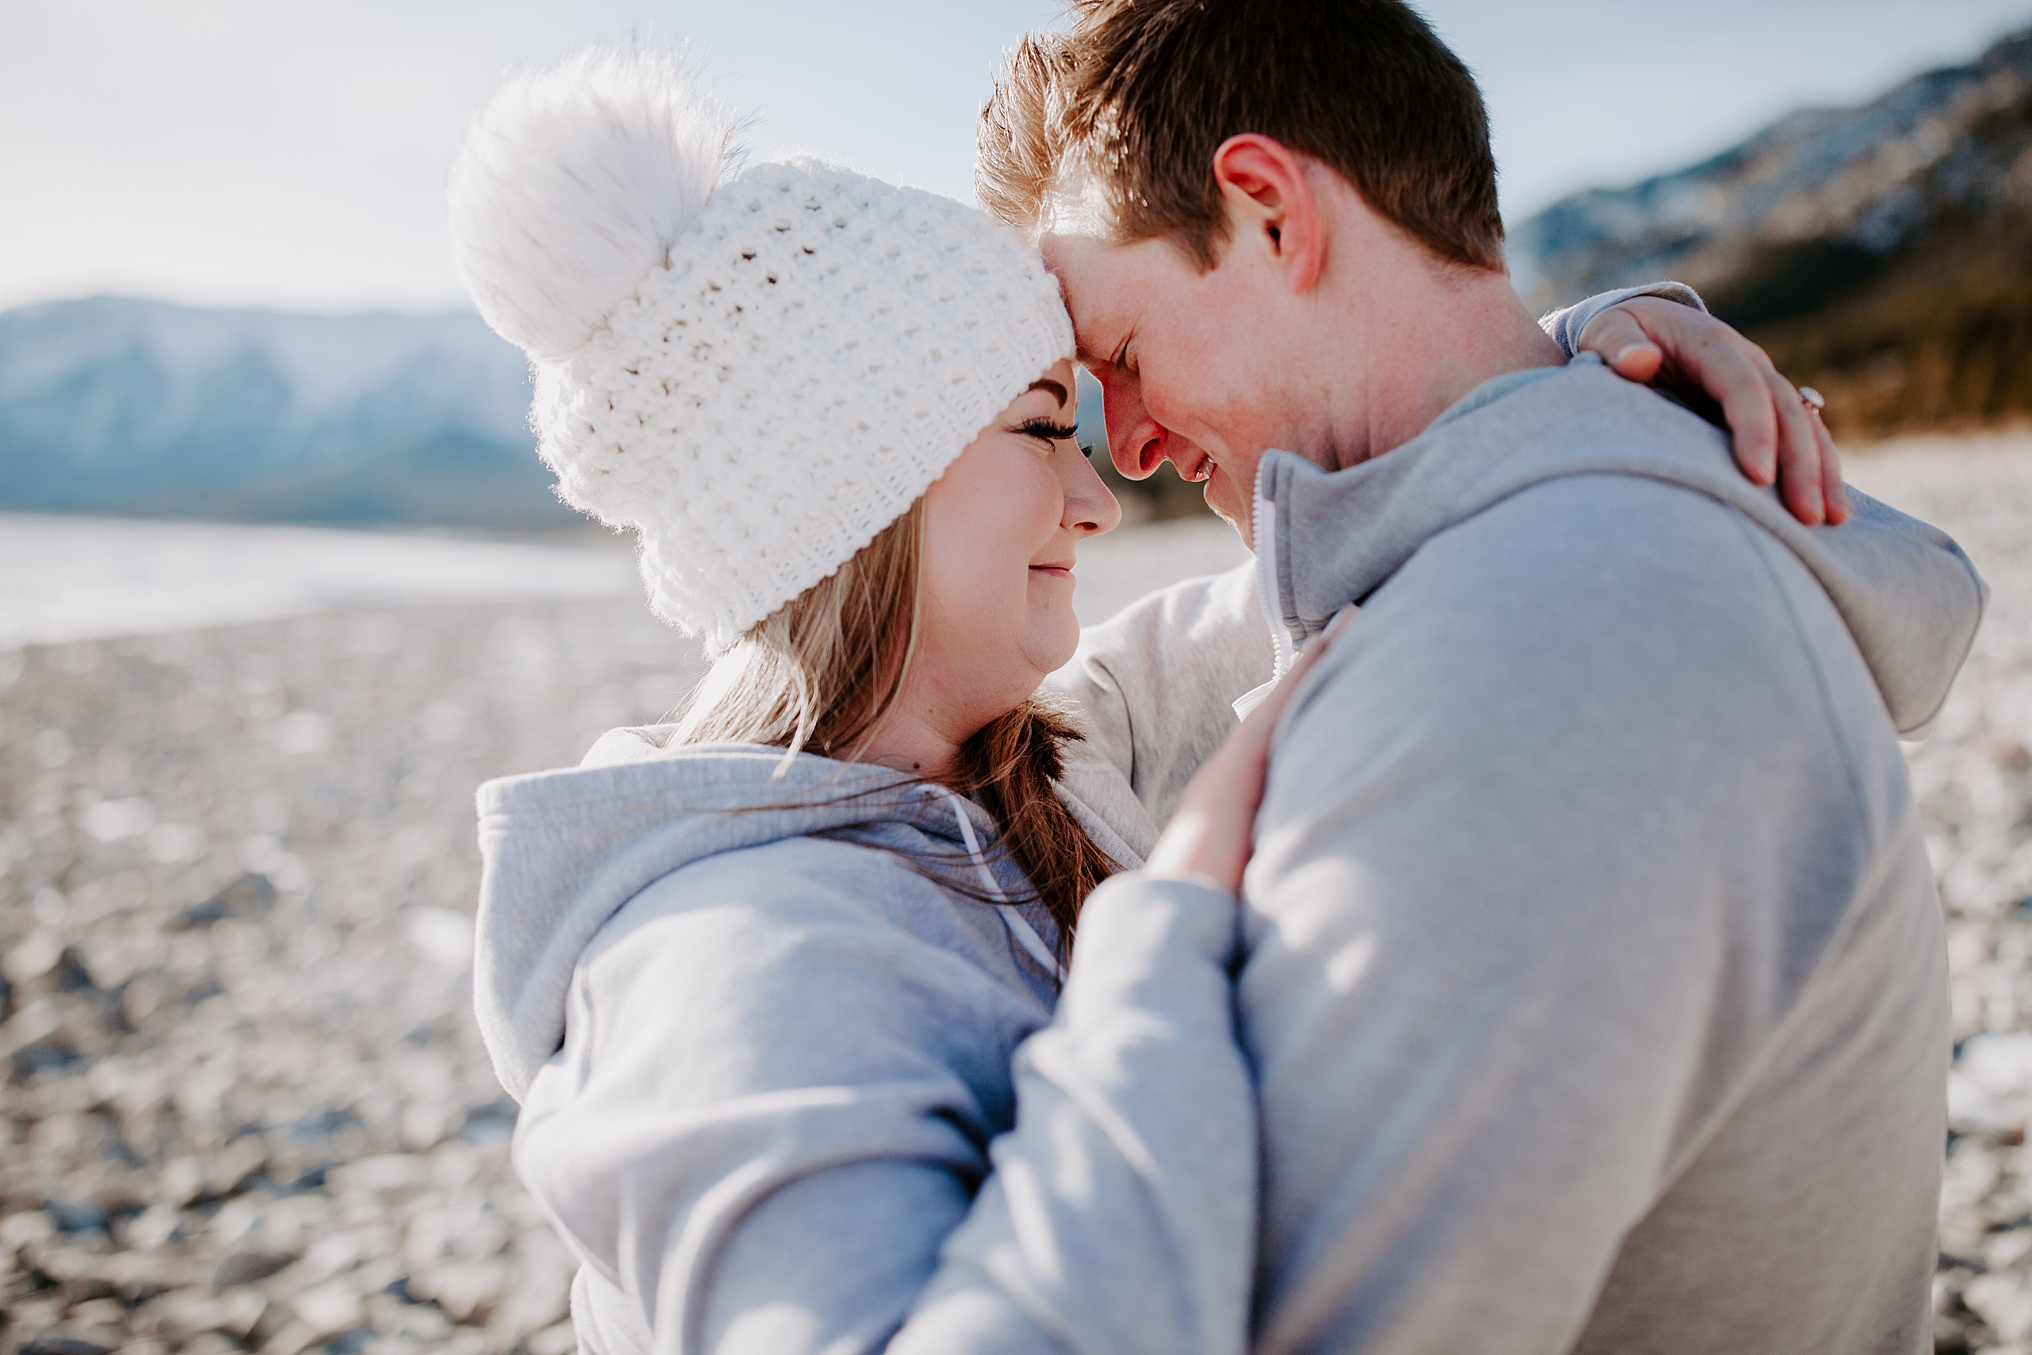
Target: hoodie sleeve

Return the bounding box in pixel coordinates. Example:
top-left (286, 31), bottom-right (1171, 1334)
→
top-left (1537, 281), bottom-right (1709, 356)
top-left (512, 839), bottom-right (1254, 1355)
top-left (1044, 560), bottom-right (1275, 827)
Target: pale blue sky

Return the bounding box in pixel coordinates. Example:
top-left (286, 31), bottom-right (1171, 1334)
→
top-left (2, 0), bottom-right (2027, 313)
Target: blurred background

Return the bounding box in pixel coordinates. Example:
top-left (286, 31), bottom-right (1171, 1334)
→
top-left (4, 4), bottom-right (2032, 1355)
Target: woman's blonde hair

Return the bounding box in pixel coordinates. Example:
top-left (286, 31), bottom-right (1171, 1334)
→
top-left (675, 500), bottom-right (1116, 951)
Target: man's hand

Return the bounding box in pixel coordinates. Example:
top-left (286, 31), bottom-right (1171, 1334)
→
top-left (1579, 296), bottom-right (1849, 526)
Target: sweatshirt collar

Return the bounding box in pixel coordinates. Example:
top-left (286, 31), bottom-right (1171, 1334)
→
top-left (1248, 355), bottom-right (1586, 679)
top-left (1246, 359), bottom-right (1983, 741)
top-left (1427, 354), bottom-right (1583, 432)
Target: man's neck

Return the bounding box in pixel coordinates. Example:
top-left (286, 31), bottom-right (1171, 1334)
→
top-left (1324, 261), bottom-right (1566, 471)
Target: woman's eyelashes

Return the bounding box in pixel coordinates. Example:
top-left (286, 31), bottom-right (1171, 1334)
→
top-left (1017, 418), bottom-right (1081, 447)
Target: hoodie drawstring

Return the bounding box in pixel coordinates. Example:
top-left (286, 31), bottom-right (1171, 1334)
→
top-left (931, 786), bottom-right (1065, 984)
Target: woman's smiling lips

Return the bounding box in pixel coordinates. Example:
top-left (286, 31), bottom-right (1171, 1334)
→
top-left (1029, 560), bottom-right (1076, 581)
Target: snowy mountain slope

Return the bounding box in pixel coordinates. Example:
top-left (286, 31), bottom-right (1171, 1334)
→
top-left (0, 298), bottom-right (575, 527)
top-left (1508, 26), bottom-right (2032, 433)
top-left (1510, 27), bottom-right (2032, 317)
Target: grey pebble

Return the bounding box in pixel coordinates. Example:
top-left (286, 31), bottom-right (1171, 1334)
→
top-left (2, 596), bottom-right (699, 1354)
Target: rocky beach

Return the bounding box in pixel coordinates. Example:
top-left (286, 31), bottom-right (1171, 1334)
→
top-left (0, 440), bottom-right (2027, 1355)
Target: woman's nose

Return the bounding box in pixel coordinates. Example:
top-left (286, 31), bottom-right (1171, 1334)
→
top-left (1061, 449), bottom-right (1123, 537)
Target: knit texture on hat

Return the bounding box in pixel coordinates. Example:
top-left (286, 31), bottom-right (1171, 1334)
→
top-left (450, 50), bottom-right (1074, 654)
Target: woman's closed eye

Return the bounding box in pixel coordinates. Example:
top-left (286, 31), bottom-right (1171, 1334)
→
top-left (1017, 417), bottom-right (1080, 448)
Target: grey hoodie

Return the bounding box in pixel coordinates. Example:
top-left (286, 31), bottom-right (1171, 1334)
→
top-left (1054, 358), bottom-right (1982, 1354)
top-left (476, 740), bottom-right (1252, 1355)
top-left (478, 280), bottom-right (1982, 1355)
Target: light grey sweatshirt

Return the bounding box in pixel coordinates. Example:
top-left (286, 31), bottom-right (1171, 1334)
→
top-left (1050, 358), bottom-right (1985, 1354)
top-left (474, 740), bottom-right (1253, 1355)
top-left (470, 293), bottom-right (1688, 1355)
top-left (476, 281), bottom-right (1982, 1355)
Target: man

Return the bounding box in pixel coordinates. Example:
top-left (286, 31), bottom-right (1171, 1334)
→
top-left (990, 2), bottom-right (1987, 1350)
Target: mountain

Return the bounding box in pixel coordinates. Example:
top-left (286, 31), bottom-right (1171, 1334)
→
top-left (39, 21), bottom-right (2025, 537)
top-left (0, 297), bottom-right (577, 527)
top-left (1510, 27), bottom-right (2032, 435)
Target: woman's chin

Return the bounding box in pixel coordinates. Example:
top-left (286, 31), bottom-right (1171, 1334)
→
top-left (1025, 626), bottom-right (1081, 682)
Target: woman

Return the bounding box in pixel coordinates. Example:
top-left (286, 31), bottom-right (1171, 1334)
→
top-left (454, 48), bottom-right (1884, 1355)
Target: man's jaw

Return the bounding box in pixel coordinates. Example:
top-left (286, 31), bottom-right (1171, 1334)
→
top-left (1197, 459), bottom-right (1254, 547)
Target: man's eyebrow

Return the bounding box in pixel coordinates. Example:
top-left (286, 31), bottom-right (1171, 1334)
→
top-left (1026, 378), bottom-right (1070, 408)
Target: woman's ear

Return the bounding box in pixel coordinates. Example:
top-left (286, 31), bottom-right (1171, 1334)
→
top-left (1210, 134), bottom-right (1324, 294)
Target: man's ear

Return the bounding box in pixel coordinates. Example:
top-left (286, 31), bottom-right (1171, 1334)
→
top-left (1210, 134), bottom-right (1323, 294)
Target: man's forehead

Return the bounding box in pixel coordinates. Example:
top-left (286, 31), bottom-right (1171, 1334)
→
top-left (1039, 232), bottom-right (1131, 356)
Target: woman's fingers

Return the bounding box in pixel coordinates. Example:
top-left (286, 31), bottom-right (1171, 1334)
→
top-left (1585, 300), bottom-right (1780, 486)
top-left (1575, 307), bottom-right (1665, 384)
top-left (1222, 608), bottom-right (1352, 763)
top-left (1568, 308), bottom-right (1666, 385)
top-left (1225, 606), bottom-right (1354, 769)
top-left (1813, 408), bottom-right (1852, 524)
top-left (1764, 364), bottom-right (1826, 525)
top-left (1581, 298), bottom-right (1852, 524)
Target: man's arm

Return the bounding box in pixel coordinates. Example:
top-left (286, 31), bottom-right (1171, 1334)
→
top-left (1046, 559), bottom-right (1274, 827)
top-left (1240, 474), bottom-right (1912, 1353)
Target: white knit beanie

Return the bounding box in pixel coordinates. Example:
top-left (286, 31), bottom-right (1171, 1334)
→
top-left (447, 46), bottom-right (1074, 655)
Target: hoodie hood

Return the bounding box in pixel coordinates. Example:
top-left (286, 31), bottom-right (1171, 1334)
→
top-left (474, 732), bottom-right (1021, 1100)
top-left (1253, 360), bottom-right (1986, 736)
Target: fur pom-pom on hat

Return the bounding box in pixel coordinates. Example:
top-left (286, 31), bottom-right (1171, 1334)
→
top-left (448, 46), bottom-right (1074, 655)
top-left (448, 46), bottom-right (744, 363)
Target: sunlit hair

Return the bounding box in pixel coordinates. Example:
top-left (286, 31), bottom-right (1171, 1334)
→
top-left (978, 0), bottom-right (1505, 274)
top-left (675, 499), bottom-right (1117, 951)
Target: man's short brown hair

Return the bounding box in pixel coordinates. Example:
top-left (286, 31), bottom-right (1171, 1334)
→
top-left (978, 0), bottom-right (1505, 273)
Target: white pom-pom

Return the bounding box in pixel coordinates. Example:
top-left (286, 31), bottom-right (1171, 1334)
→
top-left (448, 45), bottom-right (742, 362)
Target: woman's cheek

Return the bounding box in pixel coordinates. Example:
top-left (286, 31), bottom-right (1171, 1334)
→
top-left (934, 536), bottom-right (1019, 666)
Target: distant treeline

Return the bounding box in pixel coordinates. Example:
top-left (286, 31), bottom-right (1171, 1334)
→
top-left (1733, 210), bottom-right (2032, 438)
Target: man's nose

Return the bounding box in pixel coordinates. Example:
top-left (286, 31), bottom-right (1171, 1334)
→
top-left (1099, 371), bottom-right (1168, 482)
